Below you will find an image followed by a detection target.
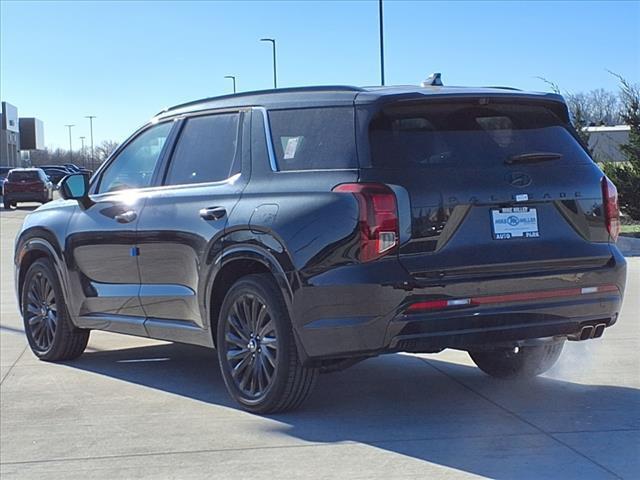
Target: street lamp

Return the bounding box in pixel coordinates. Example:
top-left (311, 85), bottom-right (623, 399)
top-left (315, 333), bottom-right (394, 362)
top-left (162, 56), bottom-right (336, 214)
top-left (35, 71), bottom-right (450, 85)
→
top-left (224, 75), bottom-right (237, 93)
top-left (378, 0), bottom-right (385, 86)
top-left (260, 38), bottom-right (277, 88)
top-left (64, 124), bottom-right (75, 162)
top-left (79, 136), bottom-right (86, 168)
top-left (85, 115), bottom-right (96, 169)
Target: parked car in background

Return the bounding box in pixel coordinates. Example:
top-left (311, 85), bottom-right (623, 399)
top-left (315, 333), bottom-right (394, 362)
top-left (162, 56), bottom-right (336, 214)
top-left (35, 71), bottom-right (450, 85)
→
top-left (13, 84), bottom-right (627, 413)
top-left (63, 163), bottom-right (93, 176)
top-left (40, 166), bottom-right (71, 185)
top-left (0, 166), bottom-right (11, 196)
top-left (3, 168), bottom-right (53, 208)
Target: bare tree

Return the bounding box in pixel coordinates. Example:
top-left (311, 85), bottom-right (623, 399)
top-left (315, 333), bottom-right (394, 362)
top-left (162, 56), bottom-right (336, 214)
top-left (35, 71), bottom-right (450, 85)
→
top-left (94, 140), bottom-right (120, 164)
top-left (25, 140), bottom-right (120, 169)
top-left (587, 88), bottom-right (621, 126)
top-left (536, 77), bottom-right (623, 147)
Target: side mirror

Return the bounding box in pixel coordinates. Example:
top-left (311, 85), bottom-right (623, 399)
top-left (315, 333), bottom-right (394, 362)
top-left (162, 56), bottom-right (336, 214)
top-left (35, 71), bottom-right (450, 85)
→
top-left (59, 174), bottom-right (92, 206)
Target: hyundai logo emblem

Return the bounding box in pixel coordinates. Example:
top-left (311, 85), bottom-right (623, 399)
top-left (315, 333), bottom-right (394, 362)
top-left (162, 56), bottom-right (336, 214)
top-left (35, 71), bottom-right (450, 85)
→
top-left (506, 172), bottom-right (532, 187)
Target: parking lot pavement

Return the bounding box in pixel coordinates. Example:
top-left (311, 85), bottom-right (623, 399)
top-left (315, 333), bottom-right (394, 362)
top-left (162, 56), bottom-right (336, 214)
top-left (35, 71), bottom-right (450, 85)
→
top-left (1, 204), bottom-right (638, 480)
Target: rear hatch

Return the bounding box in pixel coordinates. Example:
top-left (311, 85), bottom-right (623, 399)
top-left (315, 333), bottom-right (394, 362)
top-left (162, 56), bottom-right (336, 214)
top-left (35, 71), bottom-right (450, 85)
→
top-left (5, 171), bottom-right (45, 193)
top-left (359, 97), bottom-right (613, 280)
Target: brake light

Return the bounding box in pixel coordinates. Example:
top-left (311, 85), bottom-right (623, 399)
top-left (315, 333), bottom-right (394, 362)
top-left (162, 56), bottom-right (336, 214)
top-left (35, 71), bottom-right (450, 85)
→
top-left (333, 183), bottom-right (399, 262)
top-left (601, 176), bottom-right (620, 242)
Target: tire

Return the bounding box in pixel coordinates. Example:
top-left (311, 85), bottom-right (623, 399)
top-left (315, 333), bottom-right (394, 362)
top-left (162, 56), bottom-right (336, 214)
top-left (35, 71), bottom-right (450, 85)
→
top-left (3, 200), bottom-right (10, 209)
top-left (469, 341), bottom-right (564, 379)
top-left (22, 258), bottom-right (90, 361)
top-left (217, 274), bottom-right (318, 414)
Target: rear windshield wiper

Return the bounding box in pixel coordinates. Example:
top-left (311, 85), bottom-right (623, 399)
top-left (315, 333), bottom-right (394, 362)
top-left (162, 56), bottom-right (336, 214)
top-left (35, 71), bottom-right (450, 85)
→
top-left (505, 152), bottom-right (563, 165)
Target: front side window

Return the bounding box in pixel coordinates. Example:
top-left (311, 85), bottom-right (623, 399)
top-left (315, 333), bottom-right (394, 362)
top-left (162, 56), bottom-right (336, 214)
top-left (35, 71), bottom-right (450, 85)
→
top-left (165, 113), bottom-right (240, 186)
top-left (268, 107), bottom-right (356, 170)
top-left (98, 122), bottom-right (172, 193)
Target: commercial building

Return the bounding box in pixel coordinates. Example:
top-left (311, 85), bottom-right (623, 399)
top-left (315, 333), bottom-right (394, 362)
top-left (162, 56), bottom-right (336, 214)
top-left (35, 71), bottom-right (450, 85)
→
top-left (0, 101), bottom-right (45, 167)
top-left (19, 118), bottom-right (45, 151)
top-left (1, 101), bottom-right (20, 167)
top-left (586, 125), bottom-right (631, 163)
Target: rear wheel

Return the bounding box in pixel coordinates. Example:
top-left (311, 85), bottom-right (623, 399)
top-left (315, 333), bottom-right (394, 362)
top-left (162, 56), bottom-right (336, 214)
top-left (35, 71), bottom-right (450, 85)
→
top-left (217, 274), bottom-right (317, 413)
top-left (22, 258), bottom-right (89, 361)
top-left (3, 200), bottom-right (10, 209)
top-left (469, 341), bottom-right (564, 379)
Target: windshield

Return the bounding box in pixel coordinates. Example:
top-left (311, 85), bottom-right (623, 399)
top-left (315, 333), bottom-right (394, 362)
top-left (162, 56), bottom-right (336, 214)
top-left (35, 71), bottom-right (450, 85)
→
top-left (369, 102), bottom-right (592, 168)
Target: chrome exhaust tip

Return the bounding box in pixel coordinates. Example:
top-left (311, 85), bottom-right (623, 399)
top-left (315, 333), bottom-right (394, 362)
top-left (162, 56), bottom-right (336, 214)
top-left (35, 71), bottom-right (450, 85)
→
top-left (568, 325), bottom-right (597, 341)
top-left (593, 323), bottom-right (606, 338)
top-left (579, 325), bottom-right (594, 341)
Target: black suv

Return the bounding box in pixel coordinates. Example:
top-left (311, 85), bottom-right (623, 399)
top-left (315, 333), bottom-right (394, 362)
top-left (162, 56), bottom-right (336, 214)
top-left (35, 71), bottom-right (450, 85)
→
top-left (14, 85), bottom-right (626, 413)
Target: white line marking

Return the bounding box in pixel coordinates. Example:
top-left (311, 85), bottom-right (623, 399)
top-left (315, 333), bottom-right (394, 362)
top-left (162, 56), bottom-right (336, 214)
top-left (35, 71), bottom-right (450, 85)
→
top-left (117, 358), bottom-right (171, 363)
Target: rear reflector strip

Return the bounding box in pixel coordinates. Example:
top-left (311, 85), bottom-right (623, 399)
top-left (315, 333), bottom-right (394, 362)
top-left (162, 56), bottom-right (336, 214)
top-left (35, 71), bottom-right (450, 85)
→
top-left (406, 284), bottom-right (619, 314)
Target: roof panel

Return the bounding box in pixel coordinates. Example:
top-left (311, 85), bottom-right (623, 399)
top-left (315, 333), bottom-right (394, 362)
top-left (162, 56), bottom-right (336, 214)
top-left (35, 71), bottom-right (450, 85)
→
top-left (155, 84), bottom-right (566, 120)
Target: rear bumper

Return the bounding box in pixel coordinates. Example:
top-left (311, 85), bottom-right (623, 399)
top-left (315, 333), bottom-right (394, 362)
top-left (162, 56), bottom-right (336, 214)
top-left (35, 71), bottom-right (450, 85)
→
top-left (4, 191), bottom-right (48, 202)
top-left (387, 293), bottom-right (620, 352)
top-left (293, 250), bottom-right (627, 362)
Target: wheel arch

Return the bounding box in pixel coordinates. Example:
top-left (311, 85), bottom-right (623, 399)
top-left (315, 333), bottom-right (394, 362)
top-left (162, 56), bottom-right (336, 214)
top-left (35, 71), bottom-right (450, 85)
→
top-left (205, 244), bottom-right (297, 348)
top-left (15, 230), bottom-right (69, 314)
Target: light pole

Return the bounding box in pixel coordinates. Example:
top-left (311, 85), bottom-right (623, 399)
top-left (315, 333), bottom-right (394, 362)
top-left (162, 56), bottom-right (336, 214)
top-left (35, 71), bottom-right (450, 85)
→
top-left (378, 0), bottom-right (385, 86)
top-left (224, 75), bottom-right (237, 93)
top-left (65, 124), bottom-right (75, 162)
top-left (79, 136), bottom-right (86, 168)
top-left (85, 115), bottom-right (96, 169)
top-left (260, 38), bottom-right (277, 88)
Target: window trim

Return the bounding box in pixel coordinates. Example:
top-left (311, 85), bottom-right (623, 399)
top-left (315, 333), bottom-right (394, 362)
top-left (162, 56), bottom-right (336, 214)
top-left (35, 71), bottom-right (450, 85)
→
top-left (252, 107), bottom-right (279, 172)
top-left (159, 110), bottom-right (245, 188)
top-left (90, 119), bottom-right (179, 196)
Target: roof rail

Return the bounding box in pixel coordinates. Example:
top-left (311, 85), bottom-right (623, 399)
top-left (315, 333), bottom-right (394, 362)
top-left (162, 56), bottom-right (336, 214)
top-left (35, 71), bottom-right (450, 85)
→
top-left (483, 86), bottom-right (522, 91)
top-left (157, 85), bottom-right (365, 116)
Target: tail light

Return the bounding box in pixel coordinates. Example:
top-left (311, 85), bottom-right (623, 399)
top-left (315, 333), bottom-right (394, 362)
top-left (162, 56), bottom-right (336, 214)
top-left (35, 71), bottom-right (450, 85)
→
top-left (333, 183), bottom-right (399, 262)
top-left (601, 176), bottom-right (620, 242)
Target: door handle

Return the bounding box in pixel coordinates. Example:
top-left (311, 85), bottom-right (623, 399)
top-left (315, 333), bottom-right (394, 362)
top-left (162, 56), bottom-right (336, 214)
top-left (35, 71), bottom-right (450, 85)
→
top-left (114, 210), bottom-right (137, 224)
top-left (199, 206), bottom-right (226, 221)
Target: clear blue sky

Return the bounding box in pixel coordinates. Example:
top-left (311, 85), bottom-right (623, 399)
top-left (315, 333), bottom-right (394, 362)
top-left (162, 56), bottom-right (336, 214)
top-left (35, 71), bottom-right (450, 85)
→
top-left (1, 0), bottom-right (639, 149)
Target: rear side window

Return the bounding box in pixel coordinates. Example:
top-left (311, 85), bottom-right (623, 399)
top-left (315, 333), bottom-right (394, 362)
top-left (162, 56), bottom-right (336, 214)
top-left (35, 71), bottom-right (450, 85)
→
top-left (268, 107), bottom-right (356, 170)
top-left (369, 102), bottom-right (591, 168)
top-left (8, 171), bottom-right (40, 181)
top-left (165, 113), bottom-right (240, 185)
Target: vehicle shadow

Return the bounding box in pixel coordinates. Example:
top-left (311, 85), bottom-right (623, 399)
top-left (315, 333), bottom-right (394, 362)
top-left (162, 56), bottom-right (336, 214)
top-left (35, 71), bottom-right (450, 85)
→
top-left (0, 204), bottom-right (39, 213)
top-left (66, 341), bottom-right (639, 478)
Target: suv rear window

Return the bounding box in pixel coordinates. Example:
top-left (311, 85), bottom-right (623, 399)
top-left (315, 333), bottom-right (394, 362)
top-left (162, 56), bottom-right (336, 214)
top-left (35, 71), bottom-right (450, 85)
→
top-left (369, 102), bottom-right (591, 168)
top-left (268, 107), bottom-right (356, 170)
top-left (8, 171), bottom-right (41, 181)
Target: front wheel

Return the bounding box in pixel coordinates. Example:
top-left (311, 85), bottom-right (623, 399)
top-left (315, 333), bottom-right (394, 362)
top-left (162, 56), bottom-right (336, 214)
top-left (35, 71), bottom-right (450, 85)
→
top-left (469, 341), bottom-right (564, 379)
top-left (22, 258), bottom-right (90, 361)
top-left (217, 274), bottom-right (317, 413)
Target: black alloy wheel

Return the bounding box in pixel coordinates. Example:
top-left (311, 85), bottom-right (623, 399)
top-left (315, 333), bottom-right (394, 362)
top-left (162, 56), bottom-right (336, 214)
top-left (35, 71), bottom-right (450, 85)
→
top-left (224, 293), bottom-right (279, 399)
top-left (22, 259), bottom-right (89, 361)
top-left (25, 269), bottom-right (58, 352)
top-left (217, 274), bottom-right (317, 413)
